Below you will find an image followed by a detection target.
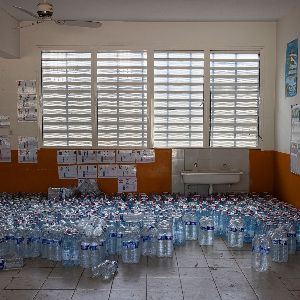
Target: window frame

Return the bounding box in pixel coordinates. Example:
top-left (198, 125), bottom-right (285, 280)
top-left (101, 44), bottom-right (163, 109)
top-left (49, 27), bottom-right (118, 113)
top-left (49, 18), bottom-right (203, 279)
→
top-left (39, 47), bottom-right (263, 149)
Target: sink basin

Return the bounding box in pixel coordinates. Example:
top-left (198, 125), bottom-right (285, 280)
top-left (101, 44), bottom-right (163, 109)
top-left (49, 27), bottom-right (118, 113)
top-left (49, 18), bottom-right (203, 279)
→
top-left (181, 169), bottom-right (243, 185)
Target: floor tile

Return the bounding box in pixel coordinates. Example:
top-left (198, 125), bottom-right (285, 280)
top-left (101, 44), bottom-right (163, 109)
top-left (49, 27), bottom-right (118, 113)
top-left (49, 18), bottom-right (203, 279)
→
top-left (177, 255), bottom-right (207, 268)
top-left (147, 266), bottom-right (179, 278)
top-left (5, 277), bottom-right (45, 290)
top-left (110, 289), bottom-right (146, 300)
top-left (230, 250), bottom-right (252, 259)
top-left (202, 249), bottom-right (234, 259)
top-left (148, 257), bottom-right (178, 268)
top-left (218, 289), bottom-right (258, 300)
top-left (117, 264), bottom-right (147, 278)
top-left (34, 290), bottom-right (74, 300)
top-left (0, 277), bottom-right (12, 289)
top-left (41, 277), bottom-right (79, 290)
top-left (18, 267), bottom-right (52, 279)
top-left (72, 289), bottom-right (110, 300)
top-left (24, 259), bottom-right (56, 268)
top-left (179, 267), bottom-right (212, 278)
top-left (111, 276), bottom-right (146, 290)
top-left (147, 277), bottom-right (181, 290)
top-left (48, 267), bottom-right (83, 278)
top-left (76, 276), bottom-right (113, 290)
top-left (0, 269), bottom-right (21, 278)
top-left (281, 278), bottom-right (300, 291)
top-left (292, 291), bottom-right (300, 299)
top-left (0, 289), bottom-right (38, 300)
top-left (206, 258), bottom-right (239, 269)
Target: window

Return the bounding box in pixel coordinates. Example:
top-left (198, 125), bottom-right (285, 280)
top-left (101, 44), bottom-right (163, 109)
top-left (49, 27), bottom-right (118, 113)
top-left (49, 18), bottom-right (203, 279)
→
top-left (154, 51), bottom-right (204, 147)
top-left (41, 50), bottom-right (260, 148)
top-left (210, 52), bottom-right (260, 147)
top-left (42, 52), bottom-right (92, 146)
top-left (97, 51), bottom-right (147, 147)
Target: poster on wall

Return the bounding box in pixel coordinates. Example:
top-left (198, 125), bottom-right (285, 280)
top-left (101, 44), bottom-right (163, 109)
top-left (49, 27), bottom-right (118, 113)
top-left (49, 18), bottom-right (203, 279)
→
top-left (0, 116), bottom-right (10, 128)
top-left (17, 80), bottom-right (38, 122)
top-left (98, 164), bottom-right (118, 178)
top-left (58, 165), bottom-right (78, 179)
top-left (0, 136), bottom-right (11, 162)
top-left (97, 150), bottom-right (115, 163)
top-left (77, 150), bottom-right (98, 164)
top-left (57, 150), bottom-right (77, 164)
top-left (118, 177), bottom-right (137, 193)
top-left (77, 165), bottom-right (98, 179)
top-left (290, 104), bottom-right (300, 175)
top-left (117, 165), bottom-right (137, 177)
top-left (285, 39), bottom-right (298, 97)
top-left (18, 136), bottom-right (38, 163)
top-left (116, 150), bottom-right (135, 163)
top-left (135, 149), bottom-right (155, 163)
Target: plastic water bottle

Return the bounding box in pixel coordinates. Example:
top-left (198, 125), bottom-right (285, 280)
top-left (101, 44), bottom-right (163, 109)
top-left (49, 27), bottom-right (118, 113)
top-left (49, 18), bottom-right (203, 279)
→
top-left (141, 223), bottom-right (157, 256)
top-left (295, 219), bottom-right (300, 250)
top-left (0, 257), bottom-right (23, 270)
top-left (198, 217), bottom-right (214, 246)
top-left (14, 227), bottom-right (25, 257)
top-left (80, 225), bottom-right (93, 268)
top-left (50, 226), bottom-right (62, 261)
top-left (227, 216), bottom-right (244, 248)
top-left (26, 225), bottom-right (40, 258)
top-left (62, 229), bottom-right (80, 267)
top-left (121, 226), bottom-right (141, 263)
top-left (244, 213), bottom-right (256, 243)
top-left (285, 222), bottom-right (297, 255)
top-left (183, 210), bottom-right (198, 240)
top-left (91, 260), bottom-right (118, 280)
top-left (90, 226), bottom-right (107, 267)
top-left (41, 227), bottom-right (50, 259)
top-left (173, 214), bottom-right (186, 246)
top-left (4, 225), bottom-right (15, 254)
top-left (271, 227), bottom-right (288, 263)
top-left (157, 220), bottom-right (173, 258)
top-left (252, 234), bottom-right (271, 272)
top-left (106, 221), bottom-right (117, 255)
top-left (116, 223), bottom-right (125, 254)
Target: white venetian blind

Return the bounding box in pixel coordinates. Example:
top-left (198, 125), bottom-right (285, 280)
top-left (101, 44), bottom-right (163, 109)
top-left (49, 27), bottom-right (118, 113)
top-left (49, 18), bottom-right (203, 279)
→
top-left (97, 51), bottom-right (147, 147)
top-left (42, 51), bottom-right (92, 146)
top-left (154, 51), bottom-right (204, 147)
top-left (210, 52), bottom-right (260, 148)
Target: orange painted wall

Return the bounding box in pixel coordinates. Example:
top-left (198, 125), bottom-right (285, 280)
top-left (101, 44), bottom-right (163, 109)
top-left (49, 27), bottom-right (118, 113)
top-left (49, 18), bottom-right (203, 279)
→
top-left (249, 149), bottom-right (274, 193)
top-left (273, 151), bottom-right (300, 209)
top-left (0, 149), bottom-right (171, 194)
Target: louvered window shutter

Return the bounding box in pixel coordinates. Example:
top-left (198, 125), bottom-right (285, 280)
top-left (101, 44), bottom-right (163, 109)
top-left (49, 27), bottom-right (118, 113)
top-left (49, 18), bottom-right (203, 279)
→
top-left (42, 52), bottom-right (92, 146)
top-left (154, 51), bottom-right (204, 147)
top-left (97, 51), bottom-right (148, 147)
top-left (210, 52), bottom-right (260, 147)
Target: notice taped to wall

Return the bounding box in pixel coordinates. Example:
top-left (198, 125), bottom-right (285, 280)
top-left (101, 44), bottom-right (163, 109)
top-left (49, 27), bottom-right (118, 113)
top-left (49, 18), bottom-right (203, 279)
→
top-left (77, 150), bottom-right (98, 164)
top-left (98, 164), bottom-right (118, 178)
top-left (0, 149), bottom-right (11, 163)
top-left (77, 164), bottom-right (98, 178)
top-left (18, 149), bottom-right (38, 163)
top-left (118, 177), bottom-right (137, 193)
top-left (58, 165), bottom-right (78, 179)
top-left (118, 165), bottom-right (136, 177)
top-left (135, 149), bottom-right (155, 163)
top-left (291, 104), bottom-right (300, 175)
top-left (116, 150), bottom-right (135, 163)
top-left (57, 150), bottom-right (77, 164)
top-left (97, 150), bottom-right (116, 163)
top-left (0, 116), bottom-right (10, 128)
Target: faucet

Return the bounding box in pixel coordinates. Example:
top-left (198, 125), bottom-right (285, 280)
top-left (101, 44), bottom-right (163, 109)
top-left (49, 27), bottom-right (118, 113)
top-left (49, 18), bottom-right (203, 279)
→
top-left (193, 162), bottom-right (198, 170)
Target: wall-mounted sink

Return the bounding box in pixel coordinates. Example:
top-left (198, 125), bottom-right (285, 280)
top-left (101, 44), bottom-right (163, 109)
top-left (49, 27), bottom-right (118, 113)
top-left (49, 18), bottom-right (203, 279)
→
top-left (181, 169), bottom-right (243, 194)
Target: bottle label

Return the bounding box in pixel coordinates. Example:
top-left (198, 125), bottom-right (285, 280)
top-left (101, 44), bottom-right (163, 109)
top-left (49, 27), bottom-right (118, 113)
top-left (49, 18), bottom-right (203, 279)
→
top-left (0, 259), bottom-right (4, 270)
top-left (42, 238), bottom-right (48, 245)
top-left (5, 235), bottom-right (15, 241)
top-left (117, 233), bottom-right (123, 238)
top-left (287, 233), bottom-right (296, 238)
top-left (52, 239), bottom-right (61, 246)
top-left (279, 240), bottom-right (287, 245)
top-left (259, 246), bottom-right (270, 254)
top-left (30, 237), bottom-right (40, 243)
top-left (81, 243), bottom-right (90, 250)
top-left (99, 241), bottom-right (104, 246)
top-left (0, 238), bottom-right (5, 244)
top-left (122, 241), bottom-right (139, 249)
top-left (185, 221), bottom-right (197, 226)
top-left (90, 243), bottom-right (98, 251)
top-left (110, 233), bottom-right (117, 238)
top-left (229, 228), bottom-right (237, 232)
top-left (272, 239), bottom-right (280, 245)
top-left (142, 235), bottom-right (151, 242)
top-left (207, 226), bottom-right (215, 231)
top-left (16, 237), bottom-right (24, 244)
top-left (158, 235), bottom-right (173, 241)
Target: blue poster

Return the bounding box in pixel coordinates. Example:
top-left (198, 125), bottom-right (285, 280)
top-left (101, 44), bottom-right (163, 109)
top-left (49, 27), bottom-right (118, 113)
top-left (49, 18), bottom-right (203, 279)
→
top-left (285, 39), bottom-right (298, 97)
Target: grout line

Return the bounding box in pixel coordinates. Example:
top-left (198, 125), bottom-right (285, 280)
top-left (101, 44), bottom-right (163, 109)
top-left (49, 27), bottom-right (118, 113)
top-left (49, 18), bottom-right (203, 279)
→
top-left (200, 243), bottom-right (222, 300)
top-left (175, 247), bottom-right (185, 300)
top-left (146, 256), bottom-right (148, 300)
top-left (70, 268), bottom-right (84, 299)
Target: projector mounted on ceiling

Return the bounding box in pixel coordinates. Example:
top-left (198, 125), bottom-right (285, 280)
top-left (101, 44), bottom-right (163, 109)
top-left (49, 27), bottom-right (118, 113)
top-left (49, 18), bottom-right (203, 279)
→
top-left (13, 0), bottom-right (102, 29)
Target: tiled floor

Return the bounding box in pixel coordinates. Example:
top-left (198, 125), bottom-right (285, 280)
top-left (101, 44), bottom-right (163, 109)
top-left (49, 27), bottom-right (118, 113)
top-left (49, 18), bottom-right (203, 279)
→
top-left (1, 238), bottom-right (300, 300)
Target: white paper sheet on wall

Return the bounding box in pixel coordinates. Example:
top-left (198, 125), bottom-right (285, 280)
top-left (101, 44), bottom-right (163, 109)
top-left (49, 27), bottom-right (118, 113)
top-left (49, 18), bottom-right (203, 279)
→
top-left (18, 149), bottom-right (38, 163)
top-left (97, 150), bottom-right (116, 163)
top-left (77, 150), bottom-right (98, 164)
top-left (18, 136), bottom-right (38, 150)
top-left (0, 116), bottom-right (10, 128)
top-left (57, 150), bottom-right (77, 164)
top-left (58, 165), bottom-right (78, 179)
top-left (116, 150), bottom-right (136, 163)
top-left (118, 177), bottom-right (137, 193)
top-left (17, 107), bottom-right (38, 122)
top-left (98, 164), bottom-right (118, 178)
top-left (117, 165), bottom-right (137, 177)
top-left (77, 164), bottom-right (98, 178)
top-left (0, 136), bottom-right (10, 149)
top-left (0, 149), bottom-right (11, 163)
top-left (17, 80), bottom-right (36, 95)
top-left (135, 149), bottom-right (155, 163)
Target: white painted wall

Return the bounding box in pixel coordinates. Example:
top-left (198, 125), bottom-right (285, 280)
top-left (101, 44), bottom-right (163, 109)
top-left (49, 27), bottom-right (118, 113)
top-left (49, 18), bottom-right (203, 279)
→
top-left (0, 21), bottom-right (276, 149)
top-left (275, 6), bottom-right (300, 154)
top-left (0, 8), bottom-right (19, 58)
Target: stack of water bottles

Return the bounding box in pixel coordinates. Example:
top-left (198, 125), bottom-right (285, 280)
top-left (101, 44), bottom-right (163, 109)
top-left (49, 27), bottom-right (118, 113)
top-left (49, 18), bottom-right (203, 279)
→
top-left (0, 192), bottom-right (299, 274)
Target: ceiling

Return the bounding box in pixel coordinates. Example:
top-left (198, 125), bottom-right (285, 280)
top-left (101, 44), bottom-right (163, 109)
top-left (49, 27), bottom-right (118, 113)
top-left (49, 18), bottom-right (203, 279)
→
top-left (0, 0), bottom-right (299, 22)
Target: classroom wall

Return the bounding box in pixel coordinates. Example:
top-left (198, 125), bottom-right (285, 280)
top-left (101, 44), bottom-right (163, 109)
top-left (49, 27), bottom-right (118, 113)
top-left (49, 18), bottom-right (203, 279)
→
top-left (0, 21), bottom-right (276, 194)
top-left (274, 5), bottom-right (300, 207)
top-left (0, 8), bottom-right (19, 58)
